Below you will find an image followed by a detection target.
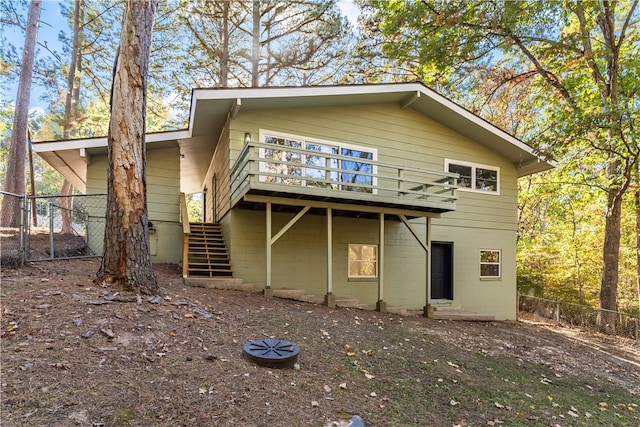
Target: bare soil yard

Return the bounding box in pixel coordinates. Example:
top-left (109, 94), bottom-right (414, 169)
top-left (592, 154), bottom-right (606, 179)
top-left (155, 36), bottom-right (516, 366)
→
top-left (1, 259), bottom-right (638, 426)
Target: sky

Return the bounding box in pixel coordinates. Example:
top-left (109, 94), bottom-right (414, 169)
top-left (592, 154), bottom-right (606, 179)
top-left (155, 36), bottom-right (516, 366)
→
top-left (2, 0), bottom-right (361, 111)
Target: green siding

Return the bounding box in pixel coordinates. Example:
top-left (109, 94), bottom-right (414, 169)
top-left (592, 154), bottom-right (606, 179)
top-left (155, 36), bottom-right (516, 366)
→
top-left (222, 103), bottom-right (519, 319)
top-left (84, 146), bottom-right (182, 263)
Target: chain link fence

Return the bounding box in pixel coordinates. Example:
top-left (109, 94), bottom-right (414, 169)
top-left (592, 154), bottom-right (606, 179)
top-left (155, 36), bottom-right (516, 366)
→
top-left (519, 294), bottom-right (639, 342)
top-left (0, 191), bottom-right (27, 267)
top-left (0, 192), bottom-right (107, 267)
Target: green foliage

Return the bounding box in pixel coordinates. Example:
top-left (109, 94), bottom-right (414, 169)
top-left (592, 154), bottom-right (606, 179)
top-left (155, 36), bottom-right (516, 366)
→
top-left (369, 0), bottom-right (640, 313)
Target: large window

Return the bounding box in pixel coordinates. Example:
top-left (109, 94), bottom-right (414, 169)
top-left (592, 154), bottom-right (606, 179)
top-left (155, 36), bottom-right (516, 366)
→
top-left (348, 244), bottom-right (378, 278)
top-left (480, 250), bottom-right (501, 279)
top-left (260, 131), bottom-right (376, 193)
top-left (445, 159), bottom-right (499, 194)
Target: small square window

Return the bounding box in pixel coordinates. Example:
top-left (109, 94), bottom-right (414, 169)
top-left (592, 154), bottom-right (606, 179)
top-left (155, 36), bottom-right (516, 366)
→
top-left (348, 244), bottom-right (378, 278)
top-left (480, 250), bottom-right (501, 279)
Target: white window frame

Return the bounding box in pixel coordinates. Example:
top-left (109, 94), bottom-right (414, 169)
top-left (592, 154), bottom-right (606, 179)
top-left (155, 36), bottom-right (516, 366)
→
top-left (480, 249), bottom-right (501, 279)
top-left (259, 130), bottom-right (377, 192)
top-left (348, 243), bottom-right (378, 279)
top-left (444, 159), bottom-right (500, 195)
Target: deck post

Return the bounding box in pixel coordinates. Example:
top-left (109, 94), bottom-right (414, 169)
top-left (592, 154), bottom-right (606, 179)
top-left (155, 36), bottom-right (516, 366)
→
top-left (424, 217), bottom-right (432, 317)
top-left (265, 202), bottom-right (272, 295)
top-left (376, 212), bottom-right (387, 313)
top-left (325, 207), bottom-right (335, 308)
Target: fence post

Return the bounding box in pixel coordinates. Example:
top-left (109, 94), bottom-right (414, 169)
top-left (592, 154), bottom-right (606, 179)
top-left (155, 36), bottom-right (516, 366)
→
top-left (19, 195), bottom-right (26, 266)
top-left (49, 200), bottom-right (54, 260)
top-left (555, 302), bottom-right (560, 323)
top-left (635, 318), bottom-right (638, 342)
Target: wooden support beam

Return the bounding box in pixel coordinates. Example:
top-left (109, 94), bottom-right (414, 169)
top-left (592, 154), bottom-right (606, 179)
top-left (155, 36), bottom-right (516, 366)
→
top-left (378, 212), bottom-right (385, 304)
top-left (271, 206), bottom-right (311, 244)
top-left (398, 215), bottom-right (428, 252)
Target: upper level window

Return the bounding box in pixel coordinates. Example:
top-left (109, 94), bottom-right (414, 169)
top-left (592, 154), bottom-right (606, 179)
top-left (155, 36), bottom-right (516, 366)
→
top-left (445, 159), bottom-right (499, 194)
top-left (260, 131), bottom-right (376, 193)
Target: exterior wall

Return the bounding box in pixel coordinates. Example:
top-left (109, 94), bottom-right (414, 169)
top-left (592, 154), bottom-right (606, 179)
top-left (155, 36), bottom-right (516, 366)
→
top-left (202, 120), bottom-right (231, 222)
top-left (226, 209), bottom-right (427, 310)
top-left (219, 102), bottom-right (519, 319)
top-left (85, 146), bottom-right (182, 263)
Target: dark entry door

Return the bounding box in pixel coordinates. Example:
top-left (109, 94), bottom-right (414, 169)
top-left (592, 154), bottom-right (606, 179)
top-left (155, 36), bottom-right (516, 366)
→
top-left (431, 242), bottom-right (453, 300)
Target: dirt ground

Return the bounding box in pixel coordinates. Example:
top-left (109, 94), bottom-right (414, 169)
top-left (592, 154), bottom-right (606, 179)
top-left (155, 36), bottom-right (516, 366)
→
top-left (1, 259), bottom-right (638, 426)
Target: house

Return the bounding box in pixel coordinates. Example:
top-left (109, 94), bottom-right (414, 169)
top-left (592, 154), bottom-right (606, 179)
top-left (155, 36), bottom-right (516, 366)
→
top-left (33, 83), bottom-right (552, 320)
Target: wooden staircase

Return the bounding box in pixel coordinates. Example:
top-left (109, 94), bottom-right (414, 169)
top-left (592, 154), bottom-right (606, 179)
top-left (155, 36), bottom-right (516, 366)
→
top-left (185, 223), bottom-right (233, 278)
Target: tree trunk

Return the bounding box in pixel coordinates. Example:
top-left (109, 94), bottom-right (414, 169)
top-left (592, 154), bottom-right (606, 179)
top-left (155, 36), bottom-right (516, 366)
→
top-left (97, 0), bottom-right (158, 295)
top-left (598, 185), bottom-right (623, 333)
top-left (219, 0), bottom-right (229, 88)
top-left (0, 0), bottom-right (41, 227)
top-left (635, 186), bottom-right (640, 313)
top-left (251, 0), bottom-right (260, 87)
top-left (60, 0), bottom-right (84, 234)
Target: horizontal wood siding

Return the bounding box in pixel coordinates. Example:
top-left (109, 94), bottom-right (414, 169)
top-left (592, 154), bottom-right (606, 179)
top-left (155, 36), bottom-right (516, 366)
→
top-left (84, 146), bottom-right (182, 263)
top-left (230, 103), bottom-right (517, 230)
top-left (224, 102), bottom-right (519, 319)
top-left (203, 122), bottom-right (231, 222)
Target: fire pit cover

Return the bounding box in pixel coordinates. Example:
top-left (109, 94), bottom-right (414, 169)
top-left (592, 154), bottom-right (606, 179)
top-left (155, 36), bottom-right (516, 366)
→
top-left (243, 339), bottom-right (300, 368)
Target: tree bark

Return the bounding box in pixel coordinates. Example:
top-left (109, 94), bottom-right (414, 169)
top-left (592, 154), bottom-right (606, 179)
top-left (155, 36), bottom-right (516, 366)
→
top-left (60, 0), bottom-right (84, 234)
top-left (219, 0), bottom-right (229, 88)
top-left (97, 0), bottom-right (158, 294)
top-left (0, 0), bottom-right (41, 227)
top-left (635, 186), bottom-right (640, 313)
top-left (251, 0), bottom-right (260, 87)
top-left (598, 181), bottom-right (623, 332)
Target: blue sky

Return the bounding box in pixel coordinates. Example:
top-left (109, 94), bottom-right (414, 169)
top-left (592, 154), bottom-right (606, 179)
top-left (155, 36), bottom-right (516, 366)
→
top-left (3, 0), bottom-right (361, 111)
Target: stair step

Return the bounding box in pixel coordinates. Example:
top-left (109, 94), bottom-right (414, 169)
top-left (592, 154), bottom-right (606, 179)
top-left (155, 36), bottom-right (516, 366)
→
top-left (335, 298), bottom-right (361, 308)
top-left (431, 310), bottom-right (495, 321)
top-left (272, 289), bottom-right (306, 299)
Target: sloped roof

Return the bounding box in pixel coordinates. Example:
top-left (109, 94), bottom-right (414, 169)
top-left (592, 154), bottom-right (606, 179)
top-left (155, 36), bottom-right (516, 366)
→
top-left (34, 82), bottom-right (552, 194)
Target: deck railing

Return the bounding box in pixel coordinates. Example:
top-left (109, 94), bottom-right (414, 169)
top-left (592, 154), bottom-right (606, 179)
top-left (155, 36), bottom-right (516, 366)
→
top-left (230, 141), bottom-right (458, 212)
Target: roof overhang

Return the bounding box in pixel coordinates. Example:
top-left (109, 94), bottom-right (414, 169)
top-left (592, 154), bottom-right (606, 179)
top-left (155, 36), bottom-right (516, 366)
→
top-left (34, 83), bottom-right (552, 195)
top-left (32, 130), bottom-right (194, 193)
top-left (189, 83), bottom-right (553, 178)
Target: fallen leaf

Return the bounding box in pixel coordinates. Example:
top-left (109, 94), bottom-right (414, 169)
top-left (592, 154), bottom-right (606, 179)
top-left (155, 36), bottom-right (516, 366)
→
top-left (324, 385), bottom-right (331, 393)
top-left (311, 401), bottom-right (319, 407)
top-left (339, 383), bottom-right (347, 389)
top-left (494, 402), bottom-right (505, 409)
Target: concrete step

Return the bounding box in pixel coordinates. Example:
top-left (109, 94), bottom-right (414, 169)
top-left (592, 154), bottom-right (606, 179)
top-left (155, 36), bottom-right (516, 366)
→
top-left (431, 310), bottom-right (495, 321)
top-left (272, 289), bottom-right (306, 300)
top-left (387, 306), bottom-right (408, 316)
top-left (185, 277), bottom-right (257, 292)
top-left (335, 298), bottom-right (361, 308)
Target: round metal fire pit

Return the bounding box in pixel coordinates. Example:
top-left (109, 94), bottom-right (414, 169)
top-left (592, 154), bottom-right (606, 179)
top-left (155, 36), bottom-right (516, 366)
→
top-left (243, 339), bottom-right (300, 368)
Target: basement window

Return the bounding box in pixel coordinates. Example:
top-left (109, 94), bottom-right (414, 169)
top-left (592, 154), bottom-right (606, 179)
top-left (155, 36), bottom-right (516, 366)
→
top-left (480, 250), bottom-right (501, 279)
top-left (348, 244), bottom-right (378, 278)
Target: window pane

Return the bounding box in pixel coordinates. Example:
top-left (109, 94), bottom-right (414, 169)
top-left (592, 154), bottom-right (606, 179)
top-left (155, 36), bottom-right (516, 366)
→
top-left (305, 143), bottom-right (338, 187)
top-left (264, 136), bottom-right (302, 185)
top-left (448, 164), bottom-right (472, 188)
top-left (476, 168), bottom-right (497, 191)
top-left (341, 149), bottom-right (373, 193)
top-left (480, 264), bottom-right (500, 277)
top-left (348, 244), bottom-right (378, 278)
top-left (480, 250), bottom-right (500, 263)
top-left (480, 250), bottom-right (501, 278)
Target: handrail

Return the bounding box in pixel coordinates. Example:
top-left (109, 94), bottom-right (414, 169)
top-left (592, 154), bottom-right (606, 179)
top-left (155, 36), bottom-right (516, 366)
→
top-left (230, 141), bottom-right (459, 210)
top-left (179, 192), bottom-right (190, 234)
